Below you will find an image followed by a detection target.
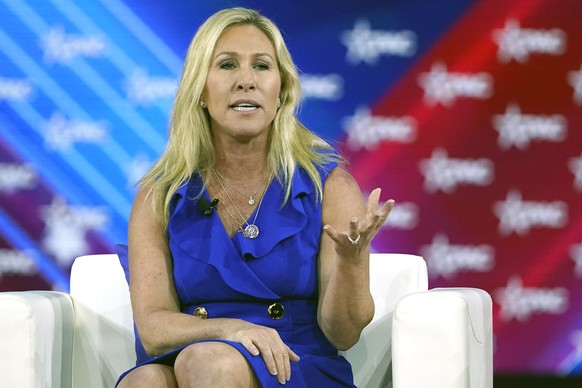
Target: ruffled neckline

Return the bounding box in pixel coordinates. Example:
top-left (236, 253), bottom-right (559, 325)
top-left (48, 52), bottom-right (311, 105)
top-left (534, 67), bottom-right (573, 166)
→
top-left (167, 168), bottom-right (315, 300)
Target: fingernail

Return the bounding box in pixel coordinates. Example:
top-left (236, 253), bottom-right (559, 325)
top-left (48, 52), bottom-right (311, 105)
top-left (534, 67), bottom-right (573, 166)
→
top-left (271, 369), bottom-right (277, 375)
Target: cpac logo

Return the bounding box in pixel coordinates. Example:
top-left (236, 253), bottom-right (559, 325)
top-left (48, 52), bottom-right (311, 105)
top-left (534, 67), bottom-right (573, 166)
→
top-left (41, 27), bottom-right (106, 64)
top-left (381, 201), bottom-right (418, 230)
top-left (125, 69), bottom-right (177, 106)
top-left (495, 276), bottom-right (568, 322)
top-left (418, 62), bottom-right (492, 106)
top-left (421, 234), bottom-right (495, 279)
top-left (341, 19), bottom-right (416, 65)
top-left (571, 241), bottom-right (582, 278)
top-left (42, 113), bottom-right (108, 150)
top-left (0, 163), bottom-right (37, 194)
top-left (0, 249), bottom-right (37, 277)
top-left (492, 104), bottom-right (566, 150)
top-left (494, 190), bottom-right (568, 236)
top-left (569, 64), bottom-right (582, 105)
top-left (300, 74), bottom-right (344, 100)
top-left (41, 197), bottom-right (108, 266)
top-left (493, 19), bottom-right (566, 63)
top-left (419, 148), bottom-right (494, 193)
top-left (344, 107), bottom-right (416, 150)
top-left (0, 77), bottom-right (33, 101)
top-left (570, 153), bottom-right (582, 191)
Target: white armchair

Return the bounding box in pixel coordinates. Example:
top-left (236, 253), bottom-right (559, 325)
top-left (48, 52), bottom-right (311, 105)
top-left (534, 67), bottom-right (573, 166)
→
top-left (0, 253), bottom-right (492, 388)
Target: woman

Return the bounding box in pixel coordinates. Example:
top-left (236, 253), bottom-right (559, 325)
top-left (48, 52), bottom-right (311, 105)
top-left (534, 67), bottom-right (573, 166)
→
top-left (117, 7), bottom-right (393, 387)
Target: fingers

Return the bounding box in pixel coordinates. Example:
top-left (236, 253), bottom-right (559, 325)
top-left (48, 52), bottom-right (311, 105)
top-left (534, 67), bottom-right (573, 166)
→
top-left (367, 187), bottom-right (382, 213)
top-left (367, 188), bottom-right (394, 227)
top-left (368, 188), bottom-right (393, 216)
top-left (324, 188), bottom-right (395, 250)
top-left (288, 347), bottom-right (300, 362)
top-left (241, 328), bottom-right (298, 384)
top-left (349, 217), bottom-right (359, 238)
top-left (240, 337), bottom-right (260, 356)
top-left (259, 341), bottom-right (297, 384)
top-left (323, 224), bottom-right (339, 242)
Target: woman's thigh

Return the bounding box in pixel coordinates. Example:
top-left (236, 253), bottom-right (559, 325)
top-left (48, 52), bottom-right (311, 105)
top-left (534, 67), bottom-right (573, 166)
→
top-left (117, 364), bottom-right (177, 388)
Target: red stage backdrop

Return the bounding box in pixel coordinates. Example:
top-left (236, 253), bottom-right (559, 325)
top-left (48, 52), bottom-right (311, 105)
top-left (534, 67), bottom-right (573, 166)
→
top-left (341, 1), bottom-right (582, 374)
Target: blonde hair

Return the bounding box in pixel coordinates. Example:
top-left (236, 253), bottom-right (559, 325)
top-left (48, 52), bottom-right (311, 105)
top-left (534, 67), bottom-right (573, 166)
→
top-left (139, 7), bottom-right (338, 225)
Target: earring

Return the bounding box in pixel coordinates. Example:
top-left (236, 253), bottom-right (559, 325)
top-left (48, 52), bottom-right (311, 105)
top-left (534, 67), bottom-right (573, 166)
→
top-left (277, 98), bottom-right (281, 108)
top-left (199, 100), bottom-right (206, 108)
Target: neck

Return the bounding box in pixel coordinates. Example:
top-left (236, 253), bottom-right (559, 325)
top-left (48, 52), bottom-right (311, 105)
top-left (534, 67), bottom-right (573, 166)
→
top-left (213, 137), bottom-right (269, 181)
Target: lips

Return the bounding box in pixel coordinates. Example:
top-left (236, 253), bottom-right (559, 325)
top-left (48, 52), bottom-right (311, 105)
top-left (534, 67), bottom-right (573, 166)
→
top-left (230, 100), bottom-right (260, 112)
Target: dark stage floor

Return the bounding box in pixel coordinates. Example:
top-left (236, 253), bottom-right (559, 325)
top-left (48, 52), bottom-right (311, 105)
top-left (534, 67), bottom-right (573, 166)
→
top-left (494, 375), bottom-right (582, 388)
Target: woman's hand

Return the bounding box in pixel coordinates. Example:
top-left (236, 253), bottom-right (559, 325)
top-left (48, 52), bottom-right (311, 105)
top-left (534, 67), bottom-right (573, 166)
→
top-left (223, 319), bottom-right (300, 384)
top-left (323, 188), bottom-right (394, 258)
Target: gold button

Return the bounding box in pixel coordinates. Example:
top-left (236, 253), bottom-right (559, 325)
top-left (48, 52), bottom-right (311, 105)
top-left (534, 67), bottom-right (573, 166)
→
top-left (193, 306), bottom-right (208, 319)
top-left (267, 302), bottom-right (284, 319)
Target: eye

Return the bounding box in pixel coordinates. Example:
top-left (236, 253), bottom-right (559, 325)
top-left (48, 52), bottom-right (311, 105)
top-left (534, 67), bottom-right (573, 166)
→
top-left (253, 62), bottom-right (270, 71)
top-left (219, 60), bottom-right (237, 70)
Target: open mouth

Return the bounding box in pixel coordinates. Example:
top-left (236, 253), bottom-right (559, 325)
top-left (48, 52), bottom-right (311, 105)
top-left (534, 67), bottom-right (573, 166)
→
top-left (231, 103), bottom-right (259, 112)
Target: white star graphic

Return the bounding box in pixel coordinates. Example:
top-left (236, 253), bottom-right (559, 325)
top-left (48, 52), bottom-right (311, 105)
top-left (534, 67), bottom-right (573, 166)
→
top-left (571, 241), bottom-right (582, 277)
top-left (419, 148), bottom-right (456, 193)
top-left (570, 153), bottom-right (582, 191)
top-left (340, 19), bottom-right (416, 66)
top-left (494, 190), bottom-right (528, 236)
top-left (492, 19), bottom-right (528, 63)
top-left (492, 104), bottom-right (528, 150)
top-left (341, 19), bottom-right (381, 65)
top-left (568, 65), bottom-right (582, 105)
top-left (417, 63), bottom-right (456, 107)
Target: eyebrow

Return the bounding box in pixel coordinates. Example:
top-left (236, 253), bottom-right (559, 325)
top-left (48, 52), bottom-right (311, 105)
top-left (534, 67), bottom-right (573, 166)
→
top-left (214, 51), bottom-right (275, 61)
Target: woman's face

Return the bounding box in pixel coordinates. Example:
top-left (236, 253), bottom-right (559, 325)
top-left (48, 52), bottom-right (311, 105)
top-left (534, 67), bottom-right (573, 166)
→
top-left (202, 24), bottom-right (281, 142)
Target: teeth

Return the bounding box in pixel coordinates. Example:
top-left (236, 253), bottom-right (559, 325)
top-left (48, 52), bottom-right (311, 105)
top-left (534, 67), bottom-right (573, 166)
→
top-left (232, 105), bottom-right (257, 111)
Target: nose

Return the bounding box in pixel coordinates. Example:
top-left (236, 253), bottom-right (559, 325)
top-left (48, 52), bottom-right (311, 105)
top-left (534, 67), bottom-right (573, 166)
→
top-left (236, 65), bottom-right (256, 91)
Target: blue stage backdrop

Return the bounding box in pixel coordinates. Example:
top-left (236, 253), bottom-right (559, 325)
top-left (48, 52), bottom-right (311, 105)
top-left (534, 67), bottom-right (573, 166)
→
top-left (1, 0), bottom-right (582, 376)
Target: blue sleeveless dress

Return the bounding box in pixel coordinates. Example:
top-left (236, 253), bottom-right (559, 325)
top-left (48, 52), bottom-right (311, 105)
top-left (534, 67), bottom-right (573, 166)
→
top-left (116, 162), bottom-right (355, 387)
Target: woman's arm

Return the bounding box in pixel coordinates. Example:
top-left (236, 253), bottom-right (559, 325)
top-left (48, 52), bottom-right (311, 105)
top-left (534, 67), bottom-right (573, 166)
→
top-left (317, 167), bottom-right (394, 350)
top-left (128, 185), bottom-right (203, 356)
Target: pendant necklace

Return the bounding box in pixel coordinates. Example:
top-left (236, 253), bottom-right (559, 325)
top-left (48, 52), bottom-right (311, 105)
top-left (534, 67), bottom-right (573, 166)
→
top-left (213, 170), bottom-right (267, 239)
top-left (213, 168), bottom-right (266, 206)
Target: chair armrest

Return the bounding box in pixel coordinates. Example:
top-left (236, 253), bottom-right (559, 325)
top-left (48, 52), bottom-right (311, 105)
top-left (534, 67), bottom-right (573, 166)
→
top-left (342, 311), bottom-right (393, 388)
top-left (0, 291), bottom-right (74, 388)
top-left (392, 288), bottom-right (493, 388)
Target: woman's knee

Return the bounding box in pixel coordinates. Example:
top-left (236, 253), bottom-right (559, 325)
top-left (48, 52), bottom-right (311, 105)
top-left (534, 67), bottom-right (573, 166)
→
top-left (174, 342), bottom-right (257, 387)
top-left (117, 364), bottom-right (177, 388)
top-left (175, 342), bottom-right (238, 374)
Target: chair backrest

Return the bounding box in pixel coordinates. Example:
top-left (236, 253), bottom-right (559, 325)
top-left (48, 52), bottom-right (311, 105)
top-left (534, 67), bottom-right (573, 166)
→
top-left (68, 253), bottom-right (428, 388)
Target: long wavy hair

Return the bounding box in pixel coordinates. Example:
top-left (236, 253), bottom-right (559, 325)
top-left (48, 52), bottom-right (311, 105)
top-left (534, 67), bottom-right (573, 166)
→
top-left (139, 7), bottom-right (338, 225)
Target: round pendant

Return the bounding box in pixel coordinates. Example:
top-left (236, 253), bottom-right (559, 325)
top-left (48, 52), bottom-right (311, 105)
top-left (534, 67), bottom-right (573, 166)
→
top-left (244, 224), bottom-right (259, 239)
top-left (248, 197), bottom-right (255, 205)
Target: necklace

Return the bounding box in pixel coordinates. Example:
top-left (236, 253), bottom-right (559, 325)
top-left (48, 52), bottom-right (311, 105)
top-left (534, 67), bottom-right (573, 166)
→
top-left (213, 171), bottom-right (267, 239)
top-left (213, 168), bottom-right (266, 206)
